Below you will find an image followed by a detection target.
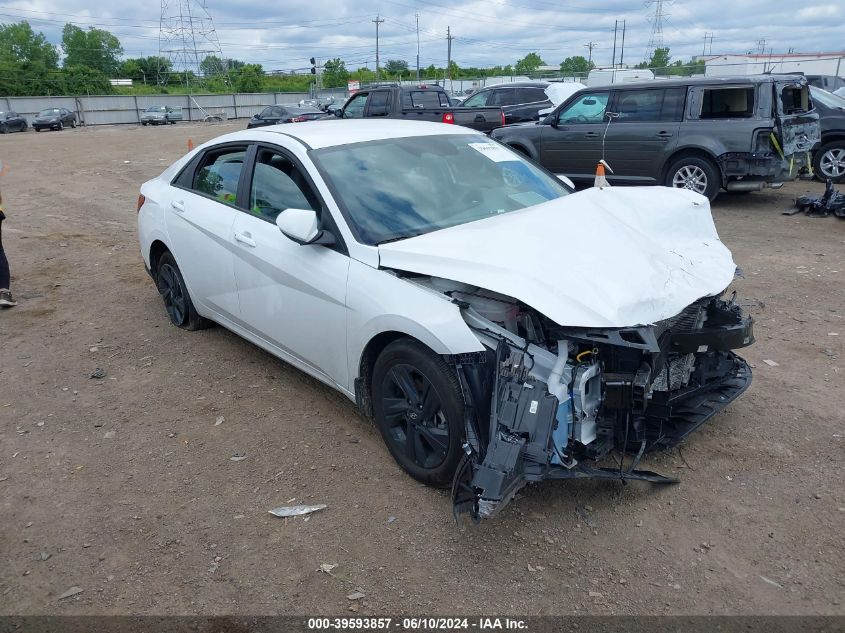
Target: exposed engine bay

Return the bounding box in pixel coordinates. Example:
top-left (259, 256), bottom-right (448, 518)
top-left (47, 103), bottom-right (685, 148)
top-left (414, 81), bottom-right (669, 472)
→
top-left (412, 277), bottom-right (755, 522)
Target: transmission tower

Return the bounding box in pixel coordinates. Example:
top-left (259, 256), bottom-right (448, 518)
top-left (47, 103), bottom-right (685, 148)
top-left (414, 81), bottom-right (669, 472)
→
top-left (158, 0), bottom-right (229, 90)
top-left (643, 0), bottom-right (671, 63)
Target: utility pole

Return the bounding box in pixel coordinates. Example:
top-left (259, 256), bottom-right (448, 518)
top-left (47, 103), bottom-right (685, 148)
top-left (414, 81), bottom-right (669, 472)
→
top-left (446, 26), bottom-right (454, 90)
top-left (611, 20), bottom-right (618, 69)
top-left (373, 15), bottom-right (384, 81)
top-left (415, 13), bottom-right (420, 81)
top-left (619, 20), bottom-right (626, 67)
top-left (584, 41), bottom-right (597, 65)
top-left (703, 31), bottom-right (714, 56)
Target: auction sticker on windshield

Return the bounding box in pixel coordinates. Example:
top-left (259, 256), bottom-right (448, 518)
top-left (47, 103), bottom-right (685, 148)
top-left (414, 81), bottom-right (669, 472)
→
top-left (469, 142), bottom-right (518, 162)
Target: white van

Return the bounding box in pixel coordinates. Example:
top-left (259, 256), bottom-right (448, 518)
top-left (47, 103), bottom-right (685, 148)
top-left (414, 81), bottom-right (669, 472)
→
top-left (586, 68), bottom-right (655, 87)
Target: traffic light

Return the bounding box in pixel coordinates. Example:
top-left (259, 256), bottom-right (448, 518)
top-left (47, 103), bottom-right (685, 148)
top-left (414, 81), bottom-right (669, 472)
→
top-left (310, 57), bottom-right (316, 75)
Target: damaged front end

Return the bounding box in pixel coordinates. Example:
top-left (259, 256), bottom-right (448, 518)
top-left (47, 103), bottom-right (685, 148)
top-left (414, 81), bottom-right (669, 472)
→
top-left (443, 288), bottom-right (754, 522)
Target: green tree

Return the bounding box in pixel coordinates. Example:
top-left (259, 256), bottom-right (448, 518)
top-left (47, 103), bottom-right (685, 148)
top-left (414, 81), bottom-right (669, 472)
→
top-left (119, 56), bottom-right (172, 85)
top-left (60, 64), bottom-right (113, 94)
top-left (0, 21), bottom-right (59, 68)
top-left (559, 55), bottom-right (594, 75)
top-left (322, 58), bottom-right (349, 88)
top-left (447, 60), bottom-right (459, 79)
top-left (384, 59), bottom-right (408, 77)
top-left (514, 52), bottom-right (545, 75)
top-left (61, 24), bottom-right (123, 76)
top-left (235, 64), bottom-right (263, 92)
top-left (637, 47), bottom-right (671, 71)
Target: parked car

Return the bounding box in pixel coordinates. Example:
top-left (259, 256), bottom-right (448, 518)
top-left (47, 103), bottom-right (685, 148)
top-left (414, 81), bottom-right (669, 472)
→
top-left (137, 120), bottom-right (754, 520)
top-left (457, 81), bottom-right (556, 124)
top-left (32, 108), bottom-right (77, 131)
top-left (247, 105), bottom-right (328, 128)
top-left (809, 87), bottom-right (845, 183)
top-left (140, 105), bottom-right (183, 126)
top-left (0, 111), bottom-right (27, 133)
top-left (491, 75), bottom-right (820, 200)
top-left (335, 84), bottom-right (505, 133)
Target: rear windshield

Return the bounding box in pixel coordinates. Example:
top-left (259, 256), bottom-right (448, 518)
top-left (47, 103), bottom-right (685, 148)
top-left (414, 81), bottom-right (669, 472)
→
top-left (402, 90), bottom-right (450, 109)
top-left (700, 87), bottom-right (755, 118)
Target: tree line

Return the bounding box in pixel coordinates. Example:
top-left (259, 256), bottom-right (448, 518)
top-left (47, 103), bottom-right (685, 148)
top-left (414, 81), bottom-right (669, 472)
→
top-left (0, 19), bottom-right (705, 97)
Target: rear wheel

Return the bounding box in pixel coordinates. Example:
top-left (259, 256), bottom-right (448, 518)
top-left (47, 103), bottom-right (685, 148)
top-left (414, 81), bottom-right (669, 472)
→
top-left (155, 251), bottom-right (212, 331)
top-left (813, 142), bottom-right (845, 183)
top-left (665, 156), bottom-right (720, 201)
top-left (372, 338), bottom-right (465, 487)
top-left (0, 124), bottom-right (6, 134)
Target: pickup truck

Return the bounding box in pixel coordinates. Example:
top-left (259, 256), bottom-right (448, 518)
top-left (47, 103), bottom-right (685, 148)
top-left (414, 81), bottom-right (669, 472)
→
top-left (334, 84), bottom-right (505, 133)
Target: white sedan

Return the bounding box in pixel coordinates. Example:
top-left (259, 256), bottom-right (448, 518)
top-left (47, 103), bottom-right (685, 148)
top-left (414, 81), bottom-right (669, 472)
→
top-left (137, 120), bottom-right (754, 520)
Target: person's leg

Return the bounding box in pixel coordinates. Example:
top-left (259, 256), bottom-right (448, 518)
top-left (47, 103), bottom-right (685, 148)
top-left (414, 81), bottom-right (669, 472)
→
top-left (0, 215), bottom-right (15, 307)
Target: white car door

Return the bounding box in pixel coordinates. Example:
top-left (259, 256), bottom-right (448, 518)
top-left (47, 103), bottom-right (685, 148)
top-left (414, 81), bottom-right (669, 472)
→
top-left (165, 144), bottom-right (246, 322)
top-left (231, 144), bottom-right (350, 388)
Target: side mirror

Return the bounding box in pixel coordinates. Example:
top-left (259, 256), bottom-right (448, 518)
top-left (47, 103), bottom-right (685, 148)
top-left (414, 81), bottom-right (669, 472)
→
top-left (276, 208), bottom-right (320, 244)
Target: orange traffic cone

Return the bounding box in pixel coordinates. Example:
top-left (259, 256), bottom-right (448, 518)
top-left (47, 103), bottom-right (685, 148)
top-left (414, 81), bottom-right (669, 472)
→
top-left (594, 159), bottom-right (612, 188)
top-left (187, 138), bottom-right (194, 152)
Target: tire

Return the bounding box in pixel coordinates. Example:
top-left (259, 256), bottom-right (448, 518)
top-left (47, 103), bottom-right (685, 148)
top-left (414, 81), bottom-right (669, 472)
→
top-left (664, 155), bottom-right (720, 201)
top-left (34, 127), bottom-right (41, 132)
top-left (155, 251), bottom-right (212, 331)
top-left (813, 142), bottom-right (845, 184)
top-left (0, 124), bottom-right (6, 134)
top-left (371, 338), bottom-right (465, 487)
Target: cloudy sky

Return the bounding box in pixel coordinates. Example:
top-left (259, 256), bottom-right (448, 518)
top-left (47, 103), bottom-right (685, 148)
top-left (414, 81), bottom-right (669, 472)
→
top-left (1, 0), bottom-right (843, 72)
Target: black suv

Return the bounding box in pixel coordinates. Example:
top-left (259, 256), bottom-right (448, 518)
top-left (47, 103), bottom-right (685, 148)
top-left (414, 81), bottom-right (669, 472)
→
top-left (457, 81), bottom-right (552, 125)
top-left (809, 87), bottom-right (845, 183)
top-left (492, 75), bottom-right (820, 200)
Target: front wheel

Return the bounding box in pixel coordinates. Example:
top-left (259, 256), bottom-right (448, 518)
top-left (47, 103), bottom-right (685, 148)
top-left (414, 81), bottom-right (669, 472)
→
top-left (665, 156), bottom-right (720, 201)
top-left (155, 251), bottom-right (212, 331)
top-left (813, 142), bottom-right (845, 183)
top-left (371, 338), bottom-right (465, 487)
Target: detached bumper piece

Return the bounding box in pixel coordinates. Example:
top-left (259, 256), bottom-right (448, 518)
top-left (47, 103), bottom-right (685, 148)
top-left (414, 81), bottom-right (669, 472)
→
top-left (451, 295), bottom-right (754, 522)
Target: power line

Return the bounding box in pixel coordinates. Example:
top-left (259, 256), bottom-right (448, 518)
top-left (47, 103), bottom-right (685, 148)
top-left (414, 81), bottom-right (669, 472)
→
top-left (372, 14), bottom-right (385, 80)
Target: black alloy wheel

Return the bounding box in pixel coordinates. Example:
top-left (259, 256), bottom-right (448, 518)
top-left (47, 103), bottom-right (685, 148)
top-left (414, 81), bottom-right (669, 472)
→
top-left (154, 251), bottom-right (211, 331)
top-left (372, 338), bottom-right (464, 486)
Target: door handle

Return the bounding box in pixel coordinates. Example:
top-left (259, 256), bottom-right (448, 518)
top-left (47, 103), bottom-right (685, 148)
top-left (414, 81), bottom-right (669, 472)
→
top-left (585, 132), bottom-right (600, 138)
top-left (234, 231), bottom-right (256, 248)
top-left (171, 200), bottom-right (185, 212)
top-left (656, 131), bottom-right (673, 138)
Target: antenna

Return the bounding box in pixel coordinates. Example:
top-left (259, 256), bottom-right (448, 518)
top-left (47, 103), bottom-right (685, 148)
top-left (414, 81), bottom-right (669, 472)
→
top-left (159, 0), bottom-right (229, 90)
top-left (643, 0), bottom-right (671, 63)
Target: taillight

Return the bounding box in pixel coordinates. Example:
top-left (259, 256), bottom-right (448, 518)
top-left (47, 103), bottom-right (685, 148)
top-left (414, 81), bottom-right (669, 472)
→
top-left (136, 194), bottom-right (146, 214)
top-left (290, 116), bottom-right (307, 122)
top-left (442, 112), bottom-right (455, 124)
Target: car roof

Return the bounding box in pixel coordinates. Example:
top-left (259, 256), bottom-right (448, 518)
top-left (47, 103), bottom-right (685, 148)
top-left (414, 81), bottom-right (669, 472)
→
top-left (481, 81), bottom-right (550, 89)
top-left (584, 74), bottom-right (807, 91)
top-left (237, 120), bottom-right (482, 150)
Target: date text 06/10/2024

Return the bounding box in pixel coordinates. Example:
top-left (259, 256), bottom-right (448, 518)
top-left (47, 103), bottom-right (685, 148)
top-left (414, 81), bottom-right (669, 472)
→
top-left (307, 618), bottom-right (528, 630)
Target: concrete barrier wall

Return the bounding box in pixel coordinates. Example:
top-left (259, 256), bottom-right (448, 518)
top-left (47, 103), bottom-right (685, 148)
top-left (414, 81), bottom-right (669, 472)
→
top-left (0, 92), bottom-right (312, 126)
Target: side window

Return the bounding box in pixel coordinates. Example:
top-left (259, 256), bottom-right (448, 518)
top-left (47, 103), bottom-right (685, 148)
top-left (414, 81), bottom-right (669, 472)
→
top-left (517, 87), bottom-right (548, 104)
top-left (344, 93), bottom-right (368, 118)
top-left (489, 88), bottom-right (517, 106)
top-left (462, 90), bottom-right (489, 107)
top-left (192, 147), bottom-right (247, 206)
top-left (367, 91), bottom-right (391, 116)
top-left (557, 92), bottom-right (609, 124)
top-left (613, 89), bottom-right (672, 122)
top-left (699, 87), bottom-right (754, 119)
top-left (249, 148), bottom-right (319, 222)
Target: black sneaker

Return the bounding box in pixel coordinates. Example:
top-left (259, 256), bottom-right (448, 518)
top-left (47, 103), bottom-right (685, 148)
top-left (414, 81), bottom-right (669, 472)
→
top-left (0, 289), bottom-right (16, 307)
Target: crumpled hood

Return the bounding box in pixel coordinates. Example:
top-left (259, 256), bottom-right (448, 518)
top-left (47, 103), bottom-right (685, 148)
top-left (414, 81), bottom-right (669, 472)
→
top-left (378, 186), bottom-right (737, 328)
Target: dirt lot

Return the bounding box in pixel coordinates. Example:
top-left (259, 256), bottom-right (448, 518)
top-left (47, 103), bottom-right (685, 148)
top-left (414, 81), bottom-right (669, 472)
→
top-left (0, 122), bottom-right (843, 616)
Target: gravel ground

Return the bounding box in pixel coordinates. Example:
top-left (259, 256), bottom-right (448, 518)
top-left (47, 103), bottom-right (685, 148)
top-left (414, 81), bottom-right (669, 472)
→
top-left (0, 122), bottom-right (843, 616)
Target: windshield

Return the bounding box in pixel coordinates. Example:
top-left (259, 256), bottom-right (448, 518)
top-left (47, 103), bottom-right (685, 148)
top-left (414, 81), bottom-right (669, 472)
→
top-left (810, 87), bottom-right (845, 109)
top-left (145, 106), bottom-right (166, 112)
top-left (311, 134), bottom-right (570, 245)
top-left (39, 109), bottom-right (60, 116)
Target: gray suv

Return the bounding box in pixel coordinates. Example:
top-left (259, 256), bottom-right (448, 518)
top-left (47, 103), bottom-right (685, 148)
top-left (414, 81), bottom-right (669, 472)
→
top-left (491, 75), bottom-right (820, 200)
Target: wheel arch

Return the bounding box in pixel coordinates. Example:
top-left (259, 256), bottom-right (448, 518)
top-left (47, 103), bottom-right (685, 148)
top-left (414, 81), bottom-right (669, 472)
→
top-left (660, 147), bottom-right (724, 187)
top-left (148, 239), bottom-right (170, 278)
